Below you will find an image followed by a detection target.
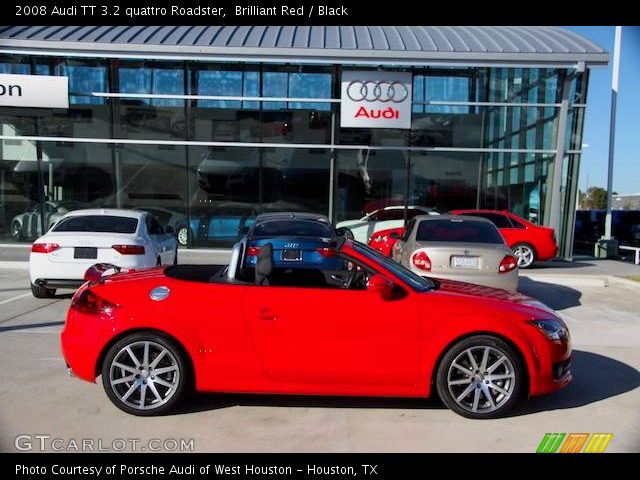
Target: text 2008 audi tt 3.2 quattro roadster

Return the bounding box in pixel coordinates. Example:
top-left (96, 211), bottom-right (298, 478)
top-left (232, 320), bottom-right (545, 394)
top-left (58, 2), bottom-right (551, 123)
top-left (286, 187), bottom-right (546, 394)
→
top-left (61, 238), bottom-right (571, 419)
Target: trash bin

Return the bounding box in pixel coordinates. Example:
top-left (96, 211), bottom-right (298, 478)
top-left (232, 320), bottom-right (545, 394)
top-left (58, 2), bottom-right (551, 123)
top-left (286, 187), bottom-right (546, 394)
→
top-left (594, 238), bottom-right (619, 258)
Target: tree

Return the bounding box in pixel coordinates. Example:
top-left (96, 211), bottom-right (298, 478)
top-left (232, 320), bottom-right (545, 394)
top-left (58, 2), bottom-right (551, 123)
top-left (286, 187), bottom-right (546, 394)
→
top-left (579, 186), bottom-right (608, 210)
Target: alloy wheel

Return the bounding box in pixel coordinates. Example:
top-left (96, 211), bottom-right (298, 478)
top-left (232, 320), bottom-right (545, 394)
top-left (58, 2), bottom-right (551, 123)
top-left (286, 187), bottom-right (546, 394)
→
top-left (177, 227), bottom-right (188, 246)
top-left (108, 340), bottom-right (180, 411)
top-left (513, 244), bottom-right (534, 268)
top-left (446, 346), bottom-right (516, 414)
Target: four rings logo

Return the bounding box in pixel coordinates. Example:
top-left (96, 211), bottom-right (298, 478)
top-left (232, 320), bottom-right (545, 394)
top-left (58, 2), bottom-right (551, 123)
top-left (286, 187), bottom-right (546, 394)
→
top-left (346, 80), bottom-right (409, 103)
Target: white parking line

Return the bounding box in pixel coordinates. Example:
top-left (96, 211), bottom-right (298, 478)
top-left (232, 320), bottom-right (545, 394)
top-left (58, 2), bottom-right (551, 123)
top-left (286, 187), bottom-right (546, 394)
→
top-left (0, 292), bottom-right (32, 305)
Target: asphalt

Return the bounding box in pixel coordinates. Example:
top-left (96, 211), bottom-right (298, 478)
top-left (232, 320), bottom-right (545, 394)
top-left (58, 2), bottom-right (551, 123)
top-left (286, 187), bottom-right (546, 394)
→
top-left (0, 248), bottom-right (638, 452)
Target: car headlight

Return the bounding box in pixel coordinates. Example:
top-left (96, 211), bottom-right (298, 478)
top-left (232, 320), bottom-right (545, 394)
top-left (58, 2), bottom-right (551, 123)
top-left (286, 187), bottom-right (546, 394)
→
top-left (529, 319), bottom-right (569, 341)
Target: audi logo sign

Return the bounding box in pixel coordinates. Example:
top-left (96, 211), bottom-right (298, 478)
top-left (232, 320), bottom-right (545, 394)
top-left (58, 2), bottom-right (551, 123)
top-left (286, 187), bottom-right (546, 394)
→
top-left (0, 73), bottom-right (69, 109)
top-left (340, 71), bottom-right (412, 129)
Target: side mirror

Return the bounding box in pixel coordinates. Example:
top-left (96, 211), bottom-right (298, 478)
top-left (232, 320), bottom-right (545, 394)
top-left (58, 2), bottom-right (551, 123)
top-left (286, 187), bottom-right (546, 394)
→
top-left (389, 231), bottom-right (401, 240)
top-left (366, 274), bottom-right (394, 299)
top-left (335, 227), bottom-right (354, 240)
top-left (165, 225), bottom-right (175, 234)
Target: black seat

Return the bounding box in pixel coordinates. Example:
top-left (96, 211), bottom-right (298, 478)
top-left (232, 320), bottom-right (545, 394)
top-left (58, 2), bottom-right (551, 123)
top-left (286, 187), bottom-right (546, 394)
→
top-left (255, 243), bottom-right (274, 286)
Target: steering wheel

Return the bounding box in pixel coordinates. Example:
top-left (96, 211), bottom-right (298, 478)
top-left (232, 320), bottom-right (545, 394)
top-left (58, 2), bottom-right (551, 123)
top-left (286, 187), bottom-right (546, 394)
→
top-left (344, 266), bottom-right (367, 289)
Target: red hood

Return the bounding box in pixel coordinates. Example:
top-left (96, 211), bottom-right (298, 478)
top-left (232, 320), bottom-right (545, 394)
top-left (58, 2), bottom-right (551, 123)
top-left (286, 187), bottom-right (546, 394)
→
top-left (430, 277), bottom-right (557, 316)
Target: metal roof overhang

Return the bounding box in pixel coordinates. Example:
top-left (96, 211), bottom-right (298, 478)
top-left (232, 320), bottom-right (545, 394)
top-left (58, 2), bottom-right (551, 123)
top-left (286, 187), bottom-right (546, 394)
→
top-left (0, 39), bottom-right (610, 69)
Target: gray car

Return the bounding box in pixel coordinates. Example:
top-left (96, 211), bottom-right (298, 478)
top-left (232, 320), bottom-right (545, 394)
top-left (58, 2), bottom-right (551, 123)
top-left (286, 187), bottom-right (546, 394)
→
top-left (392, 215), bottom-right (519, 291)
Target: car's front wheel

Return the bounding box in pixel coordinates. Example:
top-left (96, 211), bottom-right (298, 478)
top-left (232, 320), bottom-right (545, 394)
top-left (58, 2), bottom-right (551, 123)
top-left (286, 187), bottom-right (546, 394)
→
top-left (101, 333), bottom-right (188, 416)
top-left (436, 335), bottom-right (524, 419)
top-left (512, 243), bottom-right (536, 268)
top-left (176, 226), bottom-right (189, 246)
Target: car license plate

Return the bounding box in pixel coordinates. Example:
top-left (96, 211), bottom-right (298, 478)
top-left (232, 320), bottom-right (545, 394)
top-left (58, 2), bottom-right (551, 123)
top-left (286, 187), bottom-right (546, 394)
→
top-left (74, 247), bottom-right (97, 259)
top-left (282, 249), bottom-right (301, 261)
top-left (452, 256), bottom-right (479, 269)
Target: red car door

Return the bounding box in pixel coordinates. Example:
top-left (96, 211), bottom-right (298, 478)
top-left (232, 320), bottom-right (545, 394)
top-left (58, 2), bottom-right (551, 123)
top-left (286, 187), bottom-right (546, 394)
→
top-left (241, 285), bottom-right (420, 386)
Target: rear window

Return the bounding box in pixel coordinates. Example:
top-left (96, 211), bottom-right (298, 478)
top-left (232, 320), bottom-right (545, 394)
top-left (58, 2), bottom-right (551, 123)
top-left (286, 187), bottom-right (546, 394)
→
top-left (253, 220), bottom-right (331, 238)
top-left (416, 219), bottom-right (504, 244)
top-left (53, 215), bottom-right (138, 234)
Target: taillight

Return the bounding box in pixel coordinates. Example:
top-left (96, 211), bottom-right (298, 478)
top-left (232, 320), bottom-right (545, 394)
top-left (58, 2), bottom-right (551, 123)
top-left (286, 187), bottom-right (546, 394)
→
top-left (70, 288), bottom-right (117, 315)
top-left (246, 246), bottom-right (261, 257)
top-left (112, 245), bottom-right (145, 255)
top-left (499, 254), bottom-right (518, 273)
top-left (317, 247), bottom-right (334, 257)
top-left (31, 243), bottom-right (60, 253)
top-left (412, 251), bottom-right (432, 271)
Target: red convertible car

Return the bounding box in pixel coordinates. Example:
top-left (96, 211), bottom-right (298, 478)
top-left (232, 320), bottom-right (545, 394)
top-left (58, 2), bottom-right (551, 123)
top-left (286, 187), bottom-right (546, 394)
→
top-left (61, 239), bottom-right (571, 419)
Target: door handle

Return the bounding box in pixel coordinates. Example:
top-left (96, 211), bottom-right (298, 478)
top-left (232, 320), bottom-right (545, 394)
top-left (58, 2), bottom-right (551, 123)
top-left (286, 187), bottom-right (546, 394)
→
top-left (259, 308), bottom-right (278, 321)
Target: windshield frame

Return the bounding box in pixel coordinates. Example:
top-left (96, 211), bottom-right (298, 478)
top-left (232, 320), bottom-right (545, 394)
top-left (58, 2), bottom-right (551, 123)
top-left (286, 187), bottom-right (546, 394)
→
top-left (349, 241), bottom-right (436, 292)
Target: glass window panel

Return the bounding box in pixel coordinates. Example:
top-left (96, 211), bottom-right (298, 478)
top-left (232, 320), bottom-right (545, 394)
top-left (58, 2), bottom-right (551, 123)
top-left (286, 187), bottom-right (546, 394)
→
top-left (63, 64), bottom-right (107, 105)
top-left (287, 73), bottom-right (332, 111)
top-left (263, 72), bottom-right (287, 110)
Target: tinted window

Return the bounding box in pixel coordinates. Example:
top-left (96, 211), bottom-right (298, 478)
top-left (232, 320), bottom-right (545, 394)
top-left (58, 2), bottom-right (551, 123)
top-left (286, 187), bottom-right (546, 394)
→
top-left (416, 219), bottom-right (504, 244)
top-left (407, 208), bottom-right (430, 219)
top-left (146, 215), bottom-right (165, 235)
top-left (472, 213), bottom-right (512, 228)
top-left (507, 217), bottom-right (526, 229)
top-left (369, 209), bottom-right (404, 221)
top-left (53, 215), bottom-right (138, 234)
top-left (402, 219), bottom-right (415, 242)
top-left (253, 220), bottom-right (331, 238)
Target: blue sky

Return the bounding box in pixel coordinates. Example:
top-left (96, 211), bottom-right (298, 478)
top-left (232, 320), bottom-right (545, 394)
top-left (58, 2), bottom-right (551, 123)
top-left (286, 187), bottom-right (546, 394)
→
top-left (562, 26), bottom-right (640, 195)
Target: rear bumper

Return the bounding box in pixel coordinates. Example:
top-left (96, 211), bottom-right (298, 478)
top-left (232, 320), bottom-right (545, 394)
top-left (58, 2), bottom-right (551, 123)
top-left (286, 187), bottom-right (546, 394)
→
top-left (34, 278), bottom-right (85, 289)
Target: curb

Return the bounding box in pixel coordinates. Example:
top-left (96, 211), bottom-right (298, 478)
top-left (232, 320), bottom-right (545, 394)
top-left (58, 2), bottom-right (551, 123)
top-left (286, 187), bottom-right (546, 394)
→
top-left (522, 274), bottom-right (640, 290)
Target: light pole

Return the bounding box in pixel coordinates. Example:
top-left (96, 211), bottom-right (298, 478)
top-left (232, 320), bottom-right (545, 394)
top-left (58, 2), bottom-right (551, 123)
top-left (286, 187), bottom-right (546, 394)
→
top-left (597, 26), bottom-right (622, 258)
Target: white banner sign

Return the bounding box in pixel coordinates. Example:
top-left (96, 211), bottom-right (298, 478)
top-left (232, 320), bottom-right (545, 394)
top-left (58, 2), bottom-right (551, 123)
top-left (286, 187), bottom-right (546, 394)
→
top-left (0, 74), bottom-right (69, 109)
top-left (340, 71), bottom-right (412, 129)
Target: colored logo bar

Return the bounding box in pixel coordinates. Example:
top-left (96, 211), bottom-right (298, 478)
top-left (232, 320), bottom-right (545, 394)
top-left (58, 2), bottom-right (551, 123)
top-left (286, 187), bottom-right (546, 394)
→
top-left (537, 433), bottom-right (613, 453)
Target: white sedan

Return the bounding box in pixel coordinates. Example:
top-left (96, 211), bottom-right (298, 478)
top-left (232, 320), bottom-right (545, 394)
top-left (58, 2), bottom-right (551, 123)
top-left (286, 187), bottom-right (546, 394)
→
top-left (336, 206), bottom-right (439, 244)
top-left (29, 209), bottom-right (177, 298)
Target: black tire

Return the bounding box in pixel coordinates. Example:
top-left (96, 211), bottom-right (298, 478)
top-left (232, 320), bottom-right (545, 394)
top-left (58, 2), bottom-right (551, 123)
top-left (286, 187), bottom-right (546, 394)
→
top-left (101, 332), bottom-right (189, 416)
top-left (436, 335), bottom-right (524, 419)
top-left (512, 242), bottom-right (537, 269)
top-left (11, 221), bottom-right (24, 241)
top-left (31, 283), bottom-right (56, 298)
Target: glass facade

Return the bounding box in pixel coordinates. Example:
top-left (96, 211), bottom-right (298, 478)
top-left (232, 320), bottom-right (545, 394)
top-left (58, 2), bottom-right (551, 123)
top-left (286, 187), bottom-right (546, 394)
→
top-left (0, 55), bottom-right (588, 256)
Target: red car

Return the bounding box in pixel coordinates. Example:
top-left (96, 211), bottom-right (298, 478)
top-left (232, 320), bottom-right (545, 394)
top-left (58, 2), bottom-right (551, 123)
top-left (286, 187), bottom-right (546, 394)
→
top-left (449, 210), bottom-right (558, 268)
top-left (369, 227), bottom-right (404, 257)
top-left (61, 240), bottom-right (571, 419)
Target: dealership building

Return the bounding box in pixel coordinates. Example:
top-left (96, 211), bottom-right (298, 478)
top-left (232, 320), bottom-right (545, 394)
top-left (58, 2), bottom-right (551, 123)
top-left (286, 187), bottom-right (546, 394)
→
top-left (0, 26), bottom-right (608, 257)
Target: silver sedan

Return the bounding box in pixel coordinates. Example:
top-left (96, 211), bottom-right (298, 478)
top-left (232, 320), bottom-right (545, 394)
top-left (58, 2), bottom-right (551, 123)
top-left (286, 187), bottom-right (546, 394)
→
top-left (392, 215), bottom-right (518, 291)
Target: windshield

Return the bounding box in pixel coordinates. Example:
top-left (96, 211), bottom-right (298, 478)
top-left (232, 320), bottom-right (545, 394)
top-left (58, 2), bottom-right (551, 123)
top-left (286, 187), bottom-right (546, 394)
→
top-left (416, 219), bottom-right (504, 244)
top-left (53, 215), bottom-right (138, 234)
top-left (351, 242), bottom-right (435, 292)
top-left (253, 220), bottom-right (332, 238)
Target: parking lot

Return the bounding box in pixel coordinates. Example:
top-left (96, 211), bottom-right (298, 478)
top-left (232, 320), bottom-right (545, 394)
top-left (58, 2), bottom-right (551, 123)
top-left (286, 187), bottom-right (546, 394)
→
top-left (0, 252), bottom-right (638, 453)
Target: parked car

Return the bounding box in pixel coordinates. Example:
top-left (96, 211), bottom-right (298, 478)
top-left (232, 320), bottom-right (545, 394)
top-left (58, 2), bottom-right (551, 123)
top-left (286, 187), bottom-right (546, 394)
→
top-left (29, 209), bottom-right (177, 298)
top-left (369, 226), bottom-right (404, 257)
top-left (336, 206), bottom-right (438, 244)
top-left (133, 207), bottom-right (191, 247)
top-left (450, 209), bottom-right (558, 268)
top-left (392, 215), bottom-right (519, 291)
top-left (238, 212), bottom-right (346, 276)
top-left (10, 200), bottom-right (87, 241)
top-left (61, 238), bottom-right (571, 418)
top-left (192, 202), bottom-right (258, 245)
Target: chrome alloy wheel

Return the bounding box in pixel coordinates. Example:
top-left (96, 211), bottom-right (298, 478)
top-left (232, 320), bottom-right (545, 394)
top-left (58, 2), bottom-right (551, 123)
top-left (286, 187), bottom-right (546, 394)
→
top-left (447, 346), bottom-right (516, 414)
top-left (513, 244), bottom-right (535, 268)
top-left (177, 227), bottom-right (189, 246)
top-left (108, 341), bottom-right (180, 411)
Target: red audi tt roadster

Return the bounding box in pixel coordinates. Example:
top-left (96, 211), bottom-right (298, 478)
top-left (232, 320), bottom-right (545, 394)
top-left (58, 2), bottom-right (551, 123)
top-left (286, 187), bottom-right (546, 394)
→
top-left (61, 239), bottom-right (572, 418)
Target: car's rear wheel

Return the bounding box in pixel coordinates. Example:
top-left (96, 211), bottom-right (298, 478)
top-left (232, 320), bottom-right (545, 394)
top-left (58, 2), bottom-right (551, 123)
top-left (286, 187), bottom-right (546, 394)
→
top-left (436, 335), bottom-right (523, 419)
top-left (101, 333), bottom-right (188, 416)
top-left (11, 221), bottom-right (23, 241)
top-left (31, 283), bottom-right (56, 298)
top-left (512, 243), bottom-right (536, 268)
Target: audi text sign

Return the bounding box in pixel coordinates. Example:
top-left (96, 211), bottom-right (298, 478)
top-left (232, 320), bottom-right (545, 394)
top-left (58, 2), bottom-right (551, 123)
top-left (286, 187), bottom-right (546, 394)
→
top-left (340, 71), bottom-right (412, 129)
top-left (0, 74), bottom-right (69, 109)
